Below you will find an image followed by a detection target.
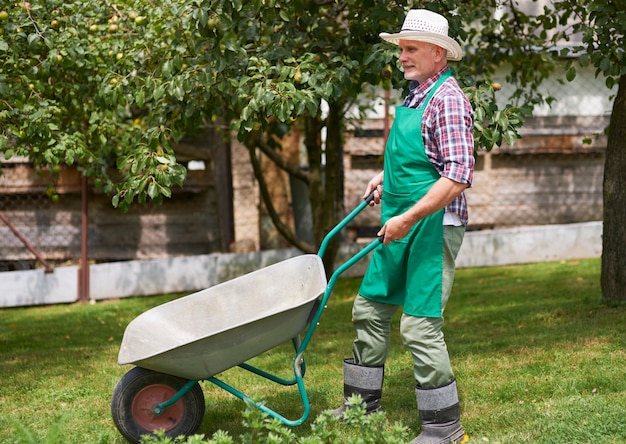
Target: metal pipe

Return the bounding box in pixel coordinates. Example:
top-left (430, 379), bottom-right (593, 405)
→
top-left (78, 174), bottom-right (90, 302)
top-left (0, 211), bottom-right (54, 273)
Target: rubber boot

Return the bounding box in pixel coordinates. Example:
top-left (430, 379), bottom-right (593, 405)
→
top-left (410, 379), bottom-right (465, 444)
top-left (331, 358), bottom-right (384, 417)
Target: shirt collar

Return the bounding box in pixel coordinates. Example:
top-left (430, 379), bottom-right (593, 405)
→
top-left (408, 65), bottom-right (450, 96)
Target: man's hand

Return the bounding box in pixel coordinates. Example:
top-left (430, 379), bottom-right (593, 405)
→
top-left (377, 214), bottom-right (413, 245)
top-left (363, 171), bottom-right (384, 206)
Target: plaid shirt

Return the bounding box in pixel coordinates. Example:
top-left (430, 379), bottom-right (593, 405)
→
top-left (403, 66), bottom-right (474, 226)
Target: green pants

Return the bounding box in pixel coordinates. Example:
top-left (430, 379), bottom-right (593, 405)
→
top-left (351, 225), bottom-right (465, 388)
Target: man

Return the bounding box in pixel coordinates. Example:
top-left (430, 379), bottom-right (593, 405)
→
top-left (332, 9), bottom-right (474, 444)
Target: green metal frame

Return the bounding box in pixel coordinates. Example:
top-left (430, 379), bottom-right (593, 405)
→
top-left (152, 194), bottom-right (381, 426)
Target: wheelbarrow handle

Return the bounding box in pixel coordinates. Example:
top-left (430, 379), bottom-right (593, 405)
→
top-left (364, 190), bottom-right (376, 205)
top-left (363, 191), bottom-right (386, 243)
top-left (318, 191), bottom-right (382, 259)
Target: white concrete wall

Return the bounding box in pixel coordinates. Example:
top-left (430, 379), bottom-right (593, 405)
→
top-left (0, 265), bottom-right (79, 307)
top-left (0, 222), bottom-right (602, 308)
top-left (456, 221), bottom-right (602, 268)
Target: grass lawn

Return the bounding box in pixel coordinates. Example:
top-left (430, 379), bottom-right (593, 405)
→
top-left (1, 257), bottom-right (625, 443)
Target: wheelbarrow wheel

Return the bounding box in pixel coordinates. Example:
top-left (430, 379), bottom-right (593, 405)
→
top-left (111, 367), bottom-right (205, 444)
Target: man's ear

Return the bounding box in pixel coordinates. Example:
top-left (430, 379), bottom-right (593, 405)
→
top-left (434, 45), bottom-right (447, 62)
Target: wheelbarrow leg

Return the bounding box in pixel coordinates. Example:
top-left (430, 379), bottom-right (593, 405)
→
top-left (152, 379), bottom-right (199, 415)
top-left (292, 335), bottom-right (307, 378)
top-left (207, 350), bottom-right (311, 427)
top-left (237, 335), bottom-right (306, 385)
top-left (208, 351), bottom-right (311, 427)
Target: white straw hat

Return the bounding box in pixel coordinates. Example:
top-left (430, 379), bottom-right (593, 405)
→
top-left (379, 9), bottom-right (463, 61)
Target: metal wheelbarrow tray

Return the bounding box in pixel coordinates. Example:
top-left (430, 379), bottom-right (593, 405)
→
top-left (117, 254), bottom-right (327, 380)
top-left (111, 194), bottom-right (382, 443)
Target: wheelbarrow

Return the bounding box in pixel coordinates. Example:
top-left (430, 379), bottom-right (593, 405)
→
top-left (110, 193), bottom-right (382, 443)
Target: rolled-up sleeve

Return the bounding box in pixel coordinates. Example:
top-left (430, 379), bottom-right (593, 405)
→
top-left (433, 93), bottom-right (474, 186)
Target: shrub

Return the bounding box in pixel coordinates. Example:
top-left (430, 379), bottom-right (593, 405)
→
top-left (139, 396), bottom-right (409, 444)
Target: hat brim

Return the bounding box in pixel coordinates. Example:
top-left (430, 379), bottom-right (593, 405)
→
top-left (379, 31), bottom-right (463, 61)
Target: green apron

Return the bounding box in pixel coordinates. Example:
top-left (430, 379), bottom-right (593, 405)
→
top-left (359, 70), bottom-right (452, 318)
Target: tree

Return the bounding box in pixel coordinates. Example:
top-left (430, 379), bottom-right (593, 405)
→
top-left (0, 0), bottom-right (188, 205)
top-left (1, 0), bottom-right (529, 275)
top-left (572, 1), bottom-right (626, 303)
top-left (456, 0), bottom-right (626, 302)
top-left (22, 0), bottom-right (624, 282)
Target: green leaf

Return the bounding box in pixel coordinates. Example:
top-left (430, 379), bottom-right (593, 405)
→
top-left (474, 106), bottom-right (485, 123)
top-left (137, 177), bottom-right (149, 194)
top-left (27, 33), bottom-right (40, 46)
top-left (153, 85), bottom-right (165, 101)
top-left (579, 53), bottom-right (589, 67)
top-left (162, 61), bottom-right (171, 76)
top-left (197, 7), bottom-right (207, 27)
top-left (504, 130), bottom-right (518, 145)
top-left (241, 105), bottom-right (251, 121)
top-left (159, 185), bottom-right (171, 198)
top-left (147, 181), bottom-right (158, 199)
top-left (279, 9), bottom-right (290, 22)
top-left (117, 156), bottom-right (128, 169)
top-left (136, 90), bottom-right (145, 107)
top-left (599, 57), bottom-right (610, 73)
top-left (606, 76), bottom-right (616, 89)
top-left (172, 85), bottom-right (184, 101)
top-left (305, 99), bottom-right (318, 116)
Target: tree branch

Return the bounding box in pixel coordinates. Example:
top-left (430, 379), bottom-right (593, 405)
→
top-left (251, 131), bottom-right (310, 183)
top-left (245, 142), bottom-right (316, 254)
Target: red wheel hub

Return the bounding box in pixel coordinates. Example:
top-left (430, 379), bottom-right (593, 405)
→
top-left (131, 384), bottom-right (185, 432)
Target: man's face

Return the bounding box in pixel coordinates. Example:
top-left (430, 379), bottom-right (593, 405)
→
top-left (398, 40), bottom-right (443, 83)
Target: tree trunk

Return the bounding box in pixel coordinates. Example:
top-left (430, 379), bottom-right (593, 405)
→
top-left (600, 74), bottom-right (626, 302)
top-left (304, 114), bottom-right (324, 244)
top-left (319, 102), bottom-right (345, 276)
top-left (247, 105), bottom-right (346, 277)
top-left (302, 104), bottom-right (345, 277)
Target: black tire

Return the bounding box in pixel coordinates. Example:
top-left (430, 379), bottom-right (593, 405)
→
top-left (111, 367), bottom-right (205, 444)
